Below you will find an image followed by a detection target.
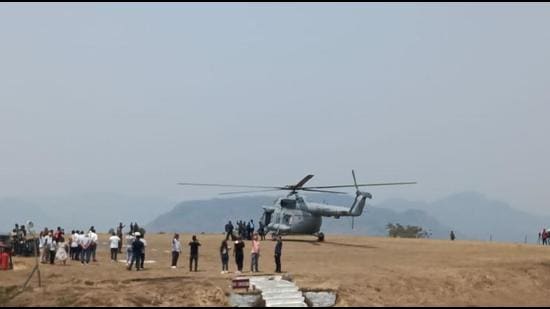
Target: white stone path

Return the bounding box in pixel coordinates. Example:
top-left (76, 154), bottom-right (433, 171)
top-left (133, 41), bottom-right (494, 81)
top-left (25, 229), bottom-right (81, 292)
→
top-left (248, 276), bottom-right (307, 307)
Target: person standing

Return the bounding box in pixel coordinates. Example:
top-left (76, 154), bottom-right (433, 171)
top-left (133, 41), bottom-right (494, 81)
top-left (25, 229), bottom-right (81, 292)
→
top-left (234, 236), bottom-right (245, 274)
top-left (39, 231), bottom-right (47, 263)
top-left (71, 231), bottom-right (80, 260)
top-left (42, 231), bottom-right (52, 264)
top-left (274, 235), bottom-right (283, 273)
top-left (259, 222), bottom-right (265, 241)
top-left (139, 235), bottom-right (147, 269)
top-left (225, 221), bottom-right (234, 241)
top-left (55, 236), bottom-right (69, 265)
top-left (11, 226), bottom-right (18, 256)
top-left (68, 230), bottom-right (74, 259)
top-left (188, 235), bottom-right (201, 272)
top-left (117, 223), bottom-right (125, 254)
top-left (250, 233), bottom-right (260, 273)
top-left (54, 227), bottom-right (62, 242)
top-left (88, 228), bottom-right (99, 262)
top-left (171, 234), bottom-right (181, 269)
top-left (109, 232), bottom-right (121, 262)
top-left (125, 232), bottom-right (135, 266)
top-left (220, 240), bottom-right (231, 274)
top-left (128, 232), bottom-right (144, 271)
top-left (48, 230), bottom-right (57, 265)
top-left (80, 231), bottom-right (93, 264)
top-left (246, 222), bottom-right (252, 240)
top-left (450, 230), bottom-right (456, 241)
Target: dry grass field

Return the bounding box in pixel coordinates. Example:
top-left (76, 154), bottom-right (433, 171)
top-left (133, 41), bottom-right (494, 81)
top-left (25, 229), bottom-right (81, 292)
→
top-left (2, 233), bottom-right (550, 306)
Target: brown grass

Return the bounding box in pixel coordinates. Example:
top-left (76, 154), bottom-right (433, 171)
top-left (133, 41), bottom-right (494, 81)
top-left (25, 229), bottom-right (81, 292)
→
top-left (2, 233), bottom-right (550, 306)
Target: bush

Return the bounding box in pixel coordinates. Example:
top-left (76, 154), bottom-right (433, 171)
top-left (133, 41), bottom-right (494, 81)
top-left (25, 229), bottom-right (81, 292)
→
top-left (386, 223), bottom-right (429, 238)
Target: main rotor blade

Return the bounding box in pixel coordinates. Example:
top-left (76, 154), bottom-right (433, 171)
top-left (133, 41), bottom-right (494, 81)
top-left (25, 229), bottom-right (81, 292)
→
top-left (304, 181), bottom-right (417, 189)
top-left (178, 183), bottom-right (283, 189)
top-left (293, 174), bottom-right (314, 189)
top-left (218, 189), bottom-right (284, 195)
top-left (302, 188), bottom-right (348, 194)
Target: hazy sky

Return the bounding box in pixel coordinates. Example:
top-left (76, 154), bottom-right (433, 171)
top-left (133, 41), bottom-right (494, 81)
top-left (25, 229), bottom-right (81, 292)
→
top-left (1, 3), bottom-right (549, 214)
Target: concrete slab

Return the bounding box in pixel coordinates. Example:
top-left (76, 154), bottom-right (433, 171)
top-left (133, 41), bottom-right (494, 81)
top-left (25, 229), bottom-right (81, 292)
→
top-left (266, 301), bottom-right (307, 307)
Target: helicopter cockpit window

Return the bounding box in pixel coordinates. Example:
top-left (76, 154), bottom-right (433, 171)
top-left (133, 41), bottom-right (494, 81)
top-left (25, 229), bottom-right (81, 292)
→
top-left (280, 199), bottom-right (296, 209)
top-left (283, 214), bottom-right (292, 225)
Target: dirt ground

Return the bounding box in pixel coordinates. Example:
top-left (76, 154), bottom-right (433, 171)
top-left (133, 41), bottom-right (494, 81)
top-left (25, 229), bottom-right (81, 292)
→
top-left (2, 233), bottom-right (550, 306)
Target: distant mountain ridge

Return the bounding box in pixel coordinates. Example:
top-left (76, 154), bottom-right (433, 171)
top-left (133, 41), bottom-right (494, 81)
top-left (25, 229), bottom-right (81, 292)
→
top-left (146, 192), bottom-right (548, 243)
top-left (378, 191), bottom-right (550, 242)
top-left (2, 191), bottom-right (547, 244)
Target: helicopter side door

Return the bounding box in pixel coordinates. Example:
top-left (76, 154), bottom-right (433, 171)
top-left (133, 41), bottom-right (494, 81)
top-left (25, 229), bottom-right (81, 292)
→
top-left (261, 209), bottom-right (274, 226)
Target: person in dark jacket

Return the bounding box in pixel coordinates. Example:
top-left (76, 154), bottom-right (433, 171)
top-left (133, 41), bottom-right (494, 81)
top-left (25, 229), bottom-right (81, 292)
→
top-left (188, 235), bottom-right (201, 272)
top-left (128, 232), bottom-right (144, 271)
top-left (274, 235), bottom-right (283, 273)
top-left (234, 236), bottom-right (245, 274)
top-left (225, 221), bottom-right (234, 241)
top-left (220, 239), bottom-right (230, 274)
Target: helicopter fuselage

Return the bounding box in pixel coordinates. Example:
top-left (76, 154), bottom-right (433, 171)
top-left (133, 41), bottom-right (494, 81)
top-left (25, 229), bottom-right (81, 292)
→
top-left (260, 193), bottom-right (369, 236)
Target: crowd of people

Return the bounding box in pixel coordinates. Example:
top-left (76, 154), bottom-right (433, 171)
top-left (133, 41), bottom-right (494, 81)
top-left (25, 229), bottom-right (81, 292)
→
top-left (172, 219), bottom-right (284, 274)
top-left (8, 219), bottom-right (285, 275)
top-left (171, 231), bottom-right (284, 274)
top-left (224, 219), bottom-right (267, 241)
top-left (29, 223), bottom-right (147, 267)
top-left (9, 224), bottom-right (35, 257)
top-left (38, 226), bottom-right (98, 265)
top-left (538, 228), bottom-right (550, 245)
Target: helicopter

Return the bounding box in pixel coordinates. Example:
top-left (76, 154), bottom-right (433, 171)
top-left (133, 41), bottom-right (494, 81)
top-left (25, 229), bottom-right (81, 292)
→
top-left (178, 170), bottom-right (416, 241)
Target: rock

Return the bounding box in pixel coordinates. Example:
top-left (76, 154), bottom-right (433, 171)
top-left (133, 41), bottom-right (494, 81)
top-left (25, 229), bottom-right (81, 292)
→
top-left (281, 273), bottom-right (294, 282)
top-left (304, 291), bottom-right (337, 307)
top-left (229, 293), bottom-right (263, 307)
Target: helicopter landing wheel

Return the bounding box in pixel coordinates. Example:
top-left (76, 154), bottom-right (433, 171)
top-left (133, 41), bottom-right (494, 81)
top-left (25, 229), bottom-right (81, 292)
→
top-left (317, 232), bottom-right (325, 242)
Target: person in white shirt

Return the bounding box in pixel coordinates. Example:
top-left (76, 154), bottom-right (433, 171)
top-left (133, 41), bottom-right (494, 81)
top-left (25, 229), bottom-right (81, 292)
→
top-left (125, 232), bottom-right (135, 265)
top-left (55, 236), bottom-right (69, 265)
top-left (79, 232), bottom-right (93, 264)
top-left (89, 229), bottom-right (99, 262)
top-left (171, 234), bottom-right (181, 269)
top-left (47, 230), bottom-right (57, 265)
top-left (39, 232), bottom-right (48, 264)
top-left (71, 231), bottom-right (80, 261)
top-left (109, 232), bottom-right (121, 262)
